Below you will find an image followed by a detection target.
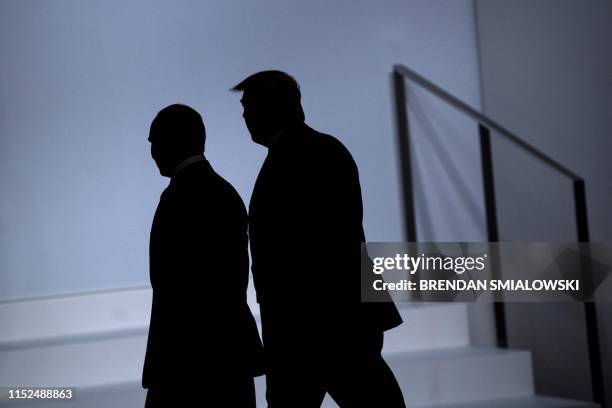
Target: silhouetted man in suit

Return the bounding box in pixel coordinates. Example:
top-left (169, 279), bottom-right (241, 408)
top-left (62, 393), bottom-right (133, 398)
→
top-left (143, 104), bottom-right (264, 407)
top-left (232, 71), bottom-right (405, 407)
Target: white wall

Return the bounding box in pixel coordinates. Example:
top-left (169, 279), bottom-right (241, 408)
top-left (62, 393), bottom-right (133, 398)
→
top-left (475, 0), bottom-right (612, 403)
top-left (0, 0), bottom-right (483, 300)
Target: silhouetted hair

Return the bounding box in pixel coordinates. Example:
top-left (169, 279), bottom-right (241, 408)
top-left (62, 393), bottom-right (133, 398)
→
top-left (150, 104), bottom-right (206, 153)
top-left (232, 70), bottom-right (305, 122)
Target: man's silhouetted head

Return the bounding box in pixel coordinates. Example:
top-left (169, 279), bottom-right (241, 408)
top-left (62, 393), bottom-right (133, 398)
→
top-left (148, 104), bottom-right (206, 177)
top-left (232, 70), bottom-right (305, 147)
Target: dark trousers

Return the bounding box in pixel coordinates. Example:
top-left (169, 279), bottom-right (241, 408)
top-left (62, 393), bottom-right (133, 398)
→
top-left (144, 376), bottom-right (256, 408)
top-left (265, 344), bottom-right (405, 407)
top-left (261, 306), bottom-right (406, 408)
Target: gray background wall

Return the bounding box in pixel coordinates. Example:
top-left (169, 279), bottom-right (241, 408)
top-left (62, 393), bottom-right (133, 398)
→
top-left (0, 0), bottom-right (482, 300)
top-left (475, 0), bottom-right (612, 403)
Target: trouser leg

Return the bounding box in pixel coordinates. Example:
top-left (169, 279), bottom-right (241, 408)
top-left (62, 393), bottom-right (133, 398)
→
top-left (326, 332), bottom-right (406, 408)
top-left (144, 376), bottom-right (257, 408)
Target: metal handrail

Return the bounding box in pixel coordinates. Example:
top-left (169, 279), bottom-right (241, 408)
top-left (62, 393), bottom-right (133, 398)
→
top-left (393, 64), bottom-right (582, 181)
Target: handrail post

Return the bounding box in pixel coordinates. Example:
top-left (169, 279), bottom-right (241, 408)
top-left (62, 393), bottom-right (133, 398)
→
top-left (574, 180), bottom-right (605, 406)
top-left (392, 70), bottom-right (420, 301)
top-left (479, 124), bottom-right (507, 348)
top-left (392, 71), bottom-right (417, 243)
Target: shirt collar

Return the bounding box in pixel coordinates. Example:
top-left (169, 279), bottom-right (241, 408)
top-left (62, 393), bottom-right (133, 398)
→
top-left (171, 154), bottom-right (205, 179)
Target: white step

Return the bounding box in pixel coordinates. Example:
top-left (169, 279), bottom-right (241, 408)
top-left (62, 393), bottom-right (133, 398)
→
top-left (320, 395), bottom-right (599, 408)
top-left (421, 395), bottom-right (599, 408)
top-left (0, 287), bottom-right (152, 348)
top-left (383, 303), bottom-right (470, 354)
top-left (0, 334), bottom-right (149, 389)
top-left (386, 346), bottom-right (534, 407)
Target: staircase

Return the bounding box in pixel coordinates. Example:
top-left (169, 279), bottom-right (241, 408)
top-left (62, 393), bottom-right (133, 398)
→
top-left (389, 64), bottom-right (603, 407)
top-left (0, 287), bottom-right (599, 407)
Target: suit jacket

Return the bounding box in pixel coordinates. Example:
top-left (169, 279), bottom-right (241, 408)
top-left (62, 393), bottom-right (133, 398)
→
top-left (249, 123), bottom-right (402, 338)
top-left (142, 159), bottom-right (264, 388)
